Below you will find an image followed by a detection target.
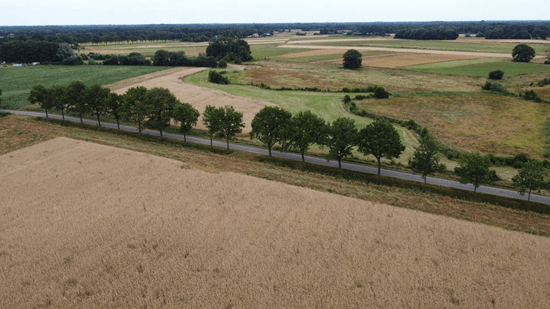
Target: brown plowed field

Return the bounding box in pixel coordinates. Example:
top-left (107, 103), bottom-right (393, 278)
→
top-left (105, 67), bottom-right (274, 133)
top-left (2, 137), bottom-right (550, 308)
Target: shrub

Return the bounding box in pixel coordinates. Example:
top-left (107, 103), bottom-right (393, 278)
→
top-left (343, 49), bottom-right (362, 69)
top-left (402, 119), bottom-right (419, 131)
top-left (341, 87), bottom-right (351, 93)
top-left (373, 86), bottom-right (390, 99)
top-left (88, 58), bottom-right (97, 65)
top-left (488, 70), bottom-right (504, 80)
top-left (217, 59), bottom-right (227, 68)
top-left (481, 81), bottom-right (493, 90)
top-left (342, 95), bottom-right (351, 103)
top-left (489, 83), bottom-right (507, 93)
top-left (354, 95), bottom-right (370, 100)
top-left (537, 78), bottom-right (550, 87)
top-left (545, 60), bottom-right (550, 65)
top-left (208, 70), bottom-right (229, 85)
top-left (512, 44), bottom-right (535, 63)
top-left (521, 90), bottom-right (543, 103)
top-left (62, 55), bottom-right (84, 65)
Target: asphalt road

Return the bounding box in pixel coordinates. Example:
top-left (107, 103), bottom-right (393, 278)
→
top-left (3, 109), bottom-right (550, 205)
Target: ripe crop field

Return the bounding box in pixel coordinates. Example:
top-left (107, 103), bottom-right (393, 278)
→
top-left (359, 53), bottom-right (483, 68)
top-left (1, 136), bottom-right (550, 308)
top-left (0, 65), bottom-right (171, 108)
top-left (356, 92), bottom-right (550, 158)
top-left (405, 61), bottom-right (550, 77)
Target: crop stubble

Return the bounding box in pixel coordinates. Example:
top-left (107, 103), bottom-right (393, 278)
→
top-left (1, 137), bottom-right (549, 308)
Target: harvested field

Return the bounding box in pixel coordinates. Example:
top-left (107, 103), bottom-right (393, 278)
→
top-left (2, 137), bottom-right (550, 308)
top-left (105, 67), bottom-right (274, 133)
top-left (361, 53), bottom-right (483, 68)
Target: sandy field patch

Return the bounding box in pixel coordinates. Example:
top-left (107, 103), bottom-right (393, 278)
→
top-left (278, 49), bottom-right (346, 58)
top-left (1, 137), bottom-right (550, 308)
top-left (105, 67), bottom-right (274, 133)
top-left (361, 53), bottom-right (483, 68)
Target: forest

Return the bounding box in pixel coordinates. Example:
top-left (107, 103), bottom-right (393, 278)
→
top-left (0, 21), bottom-right (549, 44)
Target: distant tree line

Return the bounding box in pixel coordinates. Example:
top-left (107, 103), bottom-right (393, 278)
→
top-left (394, 28), bottom-right (459, 40)
top-left (0, 40), bottom-right (82, 64)
top-left (1, 22), bottom-right (548, 46)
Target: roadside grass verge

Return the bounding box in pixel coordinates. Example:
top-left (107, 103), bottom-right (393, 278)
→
top-left (2, 113), bottom-right (549, 236)
top-left (404, 61), bottom-right (550, 77)
top-left (0, 65), bottom-right (172, 108)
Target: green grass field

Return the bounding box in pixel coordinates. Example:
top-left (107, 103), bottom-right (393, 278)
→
top-left (184, 69), bottom-right (418, 164)
top-left (305, 39), bottom-right (549, 54)
top-left (0, 65), bottom-right (171, 108)
top-left (250, 44), bottom-right (307, 59)
top-left (404, 61), bottom-right (550, 77)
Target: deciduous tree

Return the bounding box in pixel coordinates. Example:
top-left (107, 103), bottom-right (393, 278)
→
top-left (143, 87), bottom-right (177, 137)
top-left (357, 118), bottom-right (405, 175)
top-left (409, 133), bottom-right (441, 183)
top-left (287, 110), bottom-right (327, 162)
top-left (343, 49), bottom-right (362, 69)
top-left (326, 117), bottom-right (358, 168)
top-left (455, 152), bottom-right (492, 192)
top-left (66, 80), bottom-right (87, 123)
top-left (85, 84), bottom-right (110, 126)
top-left (250, 106), bottom-right (292, 156)
top-left (512, 161), bottom-right (546, 201)
top-left (28, 85), bottom-right (52, 117)
top-left (122, 86), bottom-right (148, 133)
top-left (50, 85), bottom-right (68, 121)
top-left (105, 92), bottom-right (123, 130)
top-left (203, 105), bottom-right (224, 146)
top-left (219, 106), bottom-right (244, 149)
top-left (172, 102), bottom-right (200, 141)
top-left (512, 44), bottom-right (535, 63)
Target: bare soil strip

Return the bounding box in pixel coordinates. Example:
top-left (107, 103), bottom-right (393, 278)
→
top-left (105, 67), bottom-right (274, 133)
top-left (1, 137), bottom-right (550, 308)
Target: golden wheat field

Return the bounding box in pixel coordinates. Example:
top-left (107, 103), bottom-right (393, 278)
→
top-left (1, 138), bottom-right (550, 308)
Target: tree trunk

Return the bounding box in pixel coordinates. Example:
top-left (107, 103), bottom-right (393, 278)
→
top-left (226, 136), bottom-right (230, 149)
top-left (268, 146), bottom-right (272, 156)
top-left (159, 129), bottom-right (163, 137)
top-left (61, 108), bottom-right (65, 121)
top-left (377, 157), bottom-right (381, 175)
top-left (474, 186), bottom-right (477, 192)
top-left (210, 133), bottom-right (213, 147)
top-left (183, 133), bottom-right (187, 142)
top-left (45, 109), bottom-right (49, 118)
top-left (79, 112), bottom-right (83, 123)
top-left (528, 188), bottom-right (532, 201)
top-left (116, 119), bottom-right (120, 130)
top-left (96, 112), bottom-right (101, 126)
top-left (338, 158), bottom-right (342, 169)
top-left (301, 151), bottom-right (305, 162)
top-left (138, 120), bottom-right (142, 133)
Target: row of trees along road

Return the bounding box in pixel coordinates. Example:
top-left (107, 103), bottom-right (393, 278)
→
top-left (250, 106), bottom-right (405, 174)
top-left (28, 88), bottom-right (546, 200)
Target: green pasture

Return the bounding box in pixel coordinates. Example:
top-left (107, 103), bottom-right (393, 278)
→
top-left (404, 61), bottom-right (550, 77)
top-left (184, 70), bottom-right (418, 164)
top-left (0, 65), bottom-right (171, 108)
top-left (305, 39), bottom-right (548, 54)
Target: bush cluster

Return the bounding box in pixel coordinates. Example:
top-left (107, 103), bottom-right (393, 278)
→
top-left (206, 36), bottom-right (252, 63)
top-left (103, 53), bottom-right (151, 66)
top-left (208, 70), bottom-right (229, 84)
top-left (520, 90), bottom-right (543, 103)
top-left (488, 70), bottom-right (504, 80)
top-left (481, 81), bottom-right (508, 94)
top-left (537, 78), bottom-right (550, 87)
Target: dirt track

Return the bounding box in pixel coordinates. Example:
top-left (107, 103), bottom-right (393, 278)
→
top-left (1, 137), bottom-right (550, 308)
top-left (105, 67), bottom-right (274, 133)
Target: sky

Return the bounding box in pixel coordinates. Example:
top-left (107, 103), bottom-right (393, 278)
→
top-left (2, 0), bottom-right (550, 26)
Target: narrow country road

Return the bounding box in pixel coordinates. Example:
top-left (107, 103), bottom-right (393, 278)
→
top-left (2, 109), bottom-right (550, 205)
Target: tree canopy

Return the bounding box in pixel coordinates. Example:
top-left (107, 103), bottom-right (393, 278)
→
top-left (287, 111), bottom-right (327, 162)
top-left (326, 117), bottom-right (358, 168)
top-left (172, 102), bottom-right (200, 141)
top-left (357, 118), bottom-right (405, 175)
top-left (343, 49), bottom-right (362, 69)
top-left (218, 106), bottom-right (245, 149)
top-left (250, 106), bottom-right (292, 156)
top-left (143, 87), bottom-right (178, 137)
top-left (512, 161), bottom-right (546, 201)
top-left (512, 44), bottom-right (536, 63)
top-left (455, 152), bottom-right (492, 192)
top-left (409, 133), bottom-right (441, 183)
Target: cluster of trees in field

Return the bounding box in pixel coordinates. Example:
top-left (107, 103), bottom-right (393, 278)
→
top-left (394, 28), bottom-right (459, 40)
top-left (0, 41), bottom-right (82, 64)
top-left (206, 37), bottom-right (252, 63)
